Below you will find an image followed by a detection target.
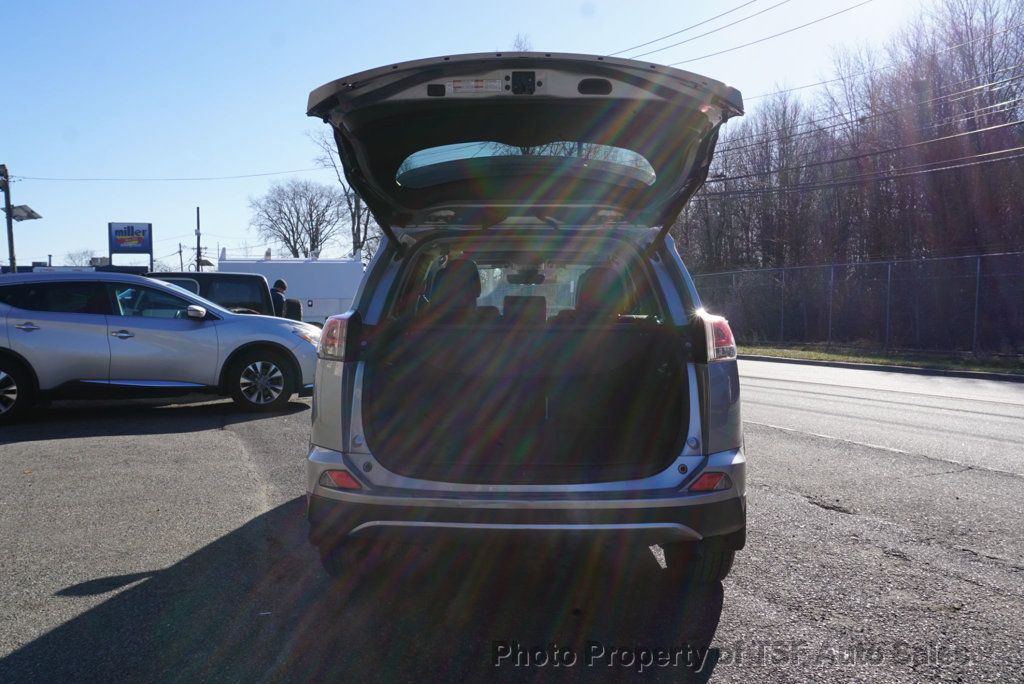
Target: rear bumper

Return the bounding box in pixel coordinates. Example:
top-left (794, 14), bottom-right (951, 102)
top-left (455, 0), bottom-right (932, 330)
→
top-left (306, 446), bottom-right (746, 547)
top-left (307, 493), bottom-right (745, 546)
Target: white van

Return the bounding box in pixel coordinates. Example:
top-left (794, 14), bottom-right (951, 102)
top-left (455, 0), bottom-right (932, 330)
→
top-left (217, 253), bottom-right (363, 325)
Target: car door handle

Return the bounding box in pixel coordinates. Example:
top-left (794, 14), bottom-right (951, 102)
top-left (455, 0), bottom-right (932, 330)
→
top-left (15, 322), bottom-right (40, 332)
top-left (111, 330), bottom-right (135, 339)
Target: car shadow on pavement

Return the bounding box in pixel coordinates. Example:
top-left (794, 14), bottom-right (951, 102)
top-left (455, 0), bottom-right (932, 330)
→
top-left (56, 571), bottom-right (161, 597)
top-left (1, 497), bottom-right (725, 682)
top-left (0, 398), bottom-right (309, 444)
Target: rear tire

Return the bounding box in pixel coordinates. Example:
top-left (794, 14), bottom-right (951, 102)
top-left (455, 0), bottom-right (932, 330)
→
top-left (226, 349), bottom-right (294, 412)
top-left (0, 358), bottom-right (33, 425)
top-left (663, 543), bottom-right (736, 583)
top-left (686, 549), bottom-right (735, 583)
top-left (317, 537), bottom-right (391, 580)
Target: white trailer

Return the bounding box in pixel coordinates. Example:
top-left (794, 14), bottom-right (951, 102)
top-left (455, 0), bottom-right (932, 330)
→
top-left (217, 252), bottom-right (364, 325)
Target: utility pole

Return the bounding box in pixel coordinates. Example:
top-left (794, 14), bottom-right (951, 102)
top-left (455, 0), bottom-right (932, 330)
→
top-left (178, 243), bottom-right (184, 271)
top-left (48, 254), bottom-right (52, 267)
top-left (1, 165), bottom-right (15, 272)
top-left (195, 206), bottom-right (202, 272)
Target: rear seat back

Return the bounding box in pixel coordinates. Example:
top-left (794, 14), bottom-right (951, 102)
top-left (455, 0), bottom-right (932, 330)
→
top-left (424, 258), bottom-right (499, 324)
top-left (502, 295), bottom-right (546, 326)
top-left (552, 265), bottom-right (629, 323)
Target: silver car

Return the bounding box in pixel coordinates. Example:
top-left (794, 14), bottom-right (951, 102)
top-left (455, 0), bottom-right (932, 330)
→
top-left (0, 272), bottom-right (319, 421)
top-left (304, 53), bottom-right (746, 582)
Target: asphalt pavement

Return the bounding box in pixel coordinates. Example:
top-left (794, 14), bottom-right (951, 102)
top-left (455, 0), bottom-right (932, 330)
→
top-left (0, 362), bottom-right (1022, 682)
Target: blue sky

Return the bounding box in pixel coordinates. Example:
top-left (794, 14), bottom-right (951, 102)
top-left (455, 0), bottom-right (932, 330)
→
top-left (3, 0), bottom-right (921, 267)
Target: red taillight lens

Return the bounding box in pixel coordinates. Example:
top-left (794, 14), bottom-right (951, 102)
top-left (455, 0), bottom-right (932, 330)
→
top-left (319, 469), bottom-right (362, 490)
top-left (318, 312), bottom-right (352, 361)
top-left (688, 472), bottom-right (732, 492)
top-left (698, 311), bottom-right (736, 362)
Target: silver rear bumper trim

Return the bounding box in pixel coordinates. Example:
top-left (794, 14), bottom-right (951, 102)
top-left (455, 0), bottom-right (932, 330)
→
top-left (348, 520), bottom-right (702, 542)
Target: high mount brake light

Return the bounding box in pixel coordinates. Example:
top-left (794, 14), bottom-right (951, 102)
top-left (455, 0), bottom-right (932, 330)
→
top-left (697, 310), bottom-right (736, 362)
top-left (318, 311), bottom-right (357, 361)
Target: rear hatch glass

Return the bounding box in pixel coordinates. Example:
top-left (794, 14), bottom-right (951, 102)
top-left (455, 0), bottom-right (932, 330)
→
top-left (308, 53), bottom-right (742, 234)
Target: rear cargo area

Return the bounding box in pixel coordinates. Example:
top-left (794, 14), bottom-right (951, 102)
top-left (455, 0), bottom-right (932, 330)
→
top-left (362, 318), bottom-right (687, 484)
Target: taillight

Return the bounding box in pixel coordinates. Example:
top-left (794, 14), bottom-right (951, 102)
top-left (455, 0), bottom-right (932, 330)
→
top-left (318, 469), bottom-right (363, 490)
top-left (697, 310), bottom-right (736, 362)
top-left (318, 311), bottom-right (357, 361)
top-left (688, 472), bottom-right (732, 492)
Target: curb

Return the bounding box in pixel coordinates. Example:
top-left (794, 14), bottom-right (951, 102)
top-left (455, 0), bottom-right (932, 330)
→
top-left (738, 354), bottom-right (1024, 383)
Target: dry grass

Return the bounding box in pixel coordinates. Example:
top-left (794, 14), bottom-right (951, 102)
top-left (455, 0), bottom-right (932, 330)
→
top-left (740, 344), bottom-right (1024, 376)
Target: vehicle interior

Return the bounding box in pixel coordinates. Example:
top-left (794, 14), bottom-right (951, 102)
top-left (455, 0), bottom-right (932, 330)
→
top-left (112, 285), bottom-right (190, 318)
top-left (362, 235), bottom-right (689, 485)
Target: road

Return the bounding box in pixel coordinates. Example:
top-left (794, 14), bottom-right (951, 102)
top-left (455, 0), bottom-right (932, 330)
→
top-left (0, 361), bottom-right (1022, 682)
top-left (741, 360), bottom-right (1024, 475)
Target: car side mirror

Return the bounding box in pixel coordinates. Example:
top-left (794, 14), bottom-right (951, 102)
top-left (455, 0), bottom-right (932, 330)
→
top-left (186, 305), bottom-right (208, 320)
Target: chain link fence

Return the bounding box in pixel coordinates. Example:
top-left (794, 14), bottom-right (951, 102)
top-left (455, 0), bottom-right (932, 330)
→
top-left (692, 252), bottom-right (1024, 354)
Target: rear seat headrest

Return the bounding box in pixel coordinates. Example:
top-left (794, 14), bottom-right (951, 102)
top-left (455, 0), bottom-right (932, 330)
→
top-left (430, 258), bottom-right (482, 309)
top-left (575, 266), bottom-right (628, 313)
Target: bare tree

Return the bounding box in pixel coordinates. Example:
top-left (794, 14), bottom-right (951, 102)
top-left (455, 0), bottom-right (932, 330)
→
top-left (249, 179), bottom-right (348, 258)
top-left (64, 249), bottom-right (95, 266)
top-left (511, 33), bottom-right (533, 52)
top-left (310, 130), bottom-right (381, 259)
top-left (671, 0), bottom-right (1024, 272)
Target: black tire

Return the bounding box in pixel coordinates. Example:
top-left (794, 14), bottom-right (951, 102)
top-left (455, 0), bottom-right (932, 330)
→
top-left (317, 537), bottom-right (391, 580)
top-left (226, 349), bottom-right (295, 412)
top-left (663, 543), bottom-right (736, 584)
top-left (0, 357), bottom-right (33, 424)
top-left (283, 299), bottom-right (303, 322)
top-left (687, 549), bottom-right (735, 583)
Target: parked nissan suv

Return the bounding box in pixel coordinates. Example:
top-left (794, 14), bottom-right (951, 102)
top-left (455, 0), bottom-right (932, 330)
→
top-left (0, 272), bottom-right (319, 421)
top-left (304, 53), bottom-right (745, 582)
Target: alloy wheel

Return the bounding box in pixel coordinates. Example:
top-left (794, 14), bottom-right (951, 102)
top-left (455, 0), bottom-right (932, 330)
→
top-left (0, 371), bottom-right (18, 415)
top-left (239, 361), bottom-right (285, 405)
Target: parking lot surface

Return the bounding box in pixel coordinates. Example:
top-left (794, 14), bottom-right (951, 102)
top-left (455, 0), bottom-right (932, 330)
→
top-left (1, 361), bottom-right (1022, 682)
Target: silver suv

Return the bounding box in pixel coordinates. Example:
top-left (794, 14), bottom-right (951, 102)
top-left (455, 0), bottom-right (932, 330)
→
top-left (0, 272), bottom-right (319, 421)
top-left (305, 53), bottom-right (745, 582)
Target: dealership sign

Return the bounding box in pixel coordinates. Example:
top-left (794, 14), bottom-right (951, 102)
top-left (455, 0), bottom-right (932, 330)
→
top-left (108, 222), bottom-right (153, 255)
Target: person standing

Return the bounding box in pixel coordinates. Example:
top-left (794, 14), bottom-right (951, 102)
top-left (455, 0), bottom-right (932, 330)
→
top-left (271, 278), bottom-right (288, 317)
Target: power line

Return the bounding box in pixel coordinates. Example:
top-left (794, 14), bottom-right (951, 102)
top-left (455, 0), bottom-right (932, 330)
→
top-left (716, 68), bottom-right (1024, 152)
top-left (743, 21), bottom-right (1024, 101)
top-left (718, 95), bottom-right (1023, 159)
top-left (13, 17), bottom-right (1024, 189)
top-left (785, 144), bottom-right (1024, 185)
top-left (668, 0), bottom-right (876, 66)
top-left (715, 95), bottom-right (1024, 165)
top-left (703, 149), bottom-right (1024, 198)
top-left (707, 119), bottom-right (1024, 184)
top-left (11, 168), bottom-right (326, 182)
top-left (152, 232), bottom-right (196, 244)
top-left (698, 146), bottom-right (1024, 198)
top-left (608, 0), bottom-right (760, 57)
top-left (625, 0), bottom-right (795, 60)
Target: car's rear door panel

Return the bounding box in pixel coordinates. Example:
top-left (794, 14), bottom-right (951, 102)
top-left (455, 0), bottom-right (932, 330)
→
top-left (4, 281), bottom-right (111, 390)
